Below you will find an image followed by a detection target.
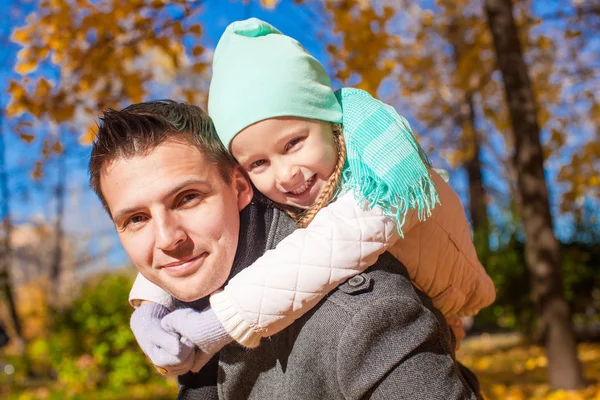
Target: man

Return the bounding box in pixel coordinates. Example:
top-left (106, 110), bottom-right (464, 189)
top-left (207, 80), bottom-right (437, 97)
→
top-left (90, 100), bottom-right (482, 399)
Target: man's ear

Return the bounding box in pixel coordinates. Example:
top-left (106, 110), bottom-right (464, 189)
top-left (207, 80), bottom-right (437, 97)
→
top-left (232, 165), bottom-right (253, 211)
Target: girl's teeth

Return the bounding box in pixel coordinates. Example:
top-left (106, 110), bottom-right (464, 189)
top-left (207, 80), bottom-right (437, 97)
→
top-left (290, 176), bottom-right (314, 195)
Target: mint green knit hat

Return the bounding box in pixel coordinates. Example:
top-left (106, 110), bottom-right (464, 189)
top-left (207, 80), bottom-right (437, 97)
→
top-left (208, 18), bottom-right (342, 149)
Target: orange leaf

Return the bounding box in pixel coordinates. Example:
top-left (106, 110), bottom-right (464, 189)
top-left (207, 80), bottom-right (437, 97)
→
top-left (260, 0), bottom-right (280, 9)
top-left (79, 123), bottom-right (97, 145)
top-left (52, 141), bottom-right (63, 154)
top-left (20, 133), bottom-right (36, 143)
top-left (189, 24), bottom-right (202, 35)
top-left (31, 161), bottom-right (44, 180)
top-left (11, 26), bottom-right (33, 45)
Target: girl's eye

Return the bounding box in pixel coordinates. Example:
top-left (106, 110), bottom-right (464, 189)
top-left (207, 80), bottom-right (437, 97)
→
top-left (285, 137), bottom-right (303, 151)
top-left (249, 159), bottom-right (268, 170)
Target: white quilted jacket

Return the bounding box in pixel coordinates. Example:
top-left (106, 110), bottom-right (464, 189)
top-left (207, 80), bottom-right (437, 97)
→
top-left (129, 170), bottom-right (496, 348)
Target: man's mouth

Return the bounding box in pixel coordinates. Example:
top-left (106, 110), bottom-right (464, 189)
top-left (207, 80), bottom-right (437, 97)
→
top-left (288, 175), bottom-right (316, 196)
top-left (160, 253), bottom-right (208, 277)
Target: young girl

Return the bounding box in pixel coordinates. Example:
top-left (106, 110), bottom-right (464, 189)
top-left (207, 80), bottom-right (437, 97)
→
top-left (129, 18), bottom-right (496, 373)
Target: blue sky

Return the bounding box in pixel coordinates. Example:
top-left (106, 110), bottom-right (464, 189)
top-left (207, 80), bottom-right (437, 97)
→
top-left (0, 0), bottom-right (596, 273)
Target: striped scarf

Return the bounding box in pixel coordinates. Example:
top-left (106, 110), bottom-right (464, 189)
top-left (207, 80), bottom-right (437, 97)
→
top-left (335, 88), bottom-right (440, 236)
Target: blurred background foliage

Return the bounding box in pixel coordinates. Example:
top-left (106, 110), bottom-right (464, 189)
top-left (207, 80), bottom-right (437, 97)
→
top-left (1, 273), bottom-right (178, 399)
top-left (0, 0), bottom-right (598, 398)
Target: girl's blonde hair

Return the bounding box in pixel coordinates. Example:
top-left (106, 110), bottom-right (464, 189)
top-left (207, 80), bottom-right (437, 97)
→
top-left (288, 123), bottom-right (346, 228)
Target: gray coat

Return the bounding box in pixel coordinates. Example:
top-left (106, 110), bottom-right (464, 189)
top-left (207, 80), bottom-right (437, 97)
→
top-left (178, 198), bottom-right (481, 400)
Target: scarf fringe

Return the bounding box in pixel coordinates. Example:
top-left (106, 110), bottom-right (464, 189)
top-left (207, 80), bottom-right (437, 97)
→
top-left (335, 87), bottom-right (441, 237)
top-left (341, 166), bottom-right (440, 238)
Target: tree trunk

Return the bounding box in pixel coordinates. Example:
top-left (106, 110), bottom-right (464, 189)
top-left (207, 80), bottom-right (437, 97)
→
top-left (448, 19), bottom-right (491, 257)
top-left (484, 0), bottom-right (586, 389)
top-left (49, 150), bottom-right (65, 306)
top-left (0, 109), bottom-right (32, 375)
top-left (462, 96), bottom-right (491, 257)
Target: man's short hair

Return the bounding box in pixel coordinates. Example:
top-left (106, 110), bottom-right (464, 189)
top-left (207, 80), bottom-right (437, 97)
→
top-left (89, 100), bottom-right (237, 214)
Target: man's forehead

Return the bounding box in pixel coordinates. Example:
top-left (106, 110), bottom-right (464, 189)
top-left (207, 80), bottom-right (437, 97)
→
top-left (100, 139), bottom-right (218, 215)
top-left (102, 138), bottom-right (204, 171)
top-left (106, 139), bottom-right (210, 174)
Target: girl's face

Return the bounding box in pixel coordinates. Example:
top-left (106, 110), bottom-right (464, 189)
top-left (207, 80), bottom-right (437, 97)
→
top-left (231, 117), bottom-right (337, 210)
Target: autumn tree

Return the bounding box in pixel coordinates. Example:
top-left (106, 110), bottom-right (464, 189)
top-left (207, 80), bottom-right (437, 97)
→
top-left (445, 9), bottom-right (493, 256)
top-left (402, 1), bottom-right (497, 255)
top-left (49, 147), bottom-right (66, 306)
top-left (0, 108), bottom-right (29, 366)
top-left (325, 0), bottom-right (395, 95)
top-left (0, 0), bottom-right (33, 375)
top-left (539, 0), bottom-right (600, 219)
top-left (8, 0), bottom-right (208, 147)
top-left (484, 0), bottom-right (586, 389)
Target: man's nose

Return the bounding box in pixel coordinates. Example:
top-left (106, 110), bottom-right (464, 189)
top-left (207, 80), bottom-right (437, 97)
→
top-left (154, 214), bottom-right (187, 251)
top-left (275, 163), bottom-right (301, 190)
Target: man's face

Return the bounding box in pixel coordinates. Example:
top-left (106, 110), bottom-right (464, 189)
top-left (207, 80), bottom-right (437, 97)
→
top-left (101, 138), bottom-right (253, 302)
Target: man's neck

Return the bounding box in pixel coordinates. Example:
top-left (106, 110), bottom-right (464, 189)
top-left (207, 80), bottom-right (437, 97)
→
top-left (228, 199), bottom-right (275, 279)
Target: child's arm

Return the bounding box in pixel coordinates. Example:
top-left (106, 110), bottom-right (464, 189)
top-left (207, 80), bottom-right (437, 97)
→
top-left (209, 189), bottom-right (412, 348)
top-left (402, 169), bottom-right (496, 318)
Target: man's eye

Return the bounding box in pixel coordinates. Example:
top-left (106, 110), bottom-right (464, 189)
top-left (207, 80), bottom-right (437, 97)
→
top-left (249, 159), bottom-right (267, 170)
top-left (285, 137), bottom-right (303, 151)
top-left (180, 193), bottom-right (200, 205)
top-left (126, 215), bottom-right (147, 228)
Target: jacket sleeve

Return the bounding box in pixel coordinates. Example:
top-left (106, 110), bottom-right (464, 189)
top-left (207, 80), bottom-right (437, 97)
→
top-left (129, 272), bottom-right (176, 310)
top-left (336, 296), bottom-right (481, 400)
top-left (210, 190), bottom-right (415, 348)
top-left (420, 170), bottom-right (496, 317)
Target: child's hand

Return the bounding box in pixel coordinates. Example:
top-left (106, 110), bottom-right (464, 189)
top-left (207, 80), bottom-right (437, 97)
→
top-left (130, 302), bottom-right (197, 375)
top-left (446, 315), bottom-right (466, 351)
top-left (161, 306), bottom-right (233, 365)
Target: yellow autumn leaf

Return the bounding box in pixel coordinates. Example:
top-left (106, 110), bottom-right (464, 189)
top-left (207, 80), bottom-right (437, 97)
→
top-left (31, 161), bottom-right (43, 180)
top-left (550, 128), bottom-right (565, 147)
top-left (260, 0), bottom-right (280, 9)
top-left (53, 104), bottom-right (75, 123)
top-left (50, 51), bottom-right (63, 65)
top-left (15, 56), bottom-right (38, 75)
top-left (422, 11), bottom-right (434, 27)
top-left (7, 81), bottom-right (29, 116)
top-left (8, 80), bottom-right (26, 99)
top-left (189, 24), bottom-right (202, 35)
top-left (458, 335), bottom-right (600, 400)
top-left (11, 26), bottom-right (33, 45)
top-left (172, 21), bottom-right (183, 36)
top-left (35, 78), bottom-right (52, 98)
top-left (20, 133), bottom-right (36, 143)
top-left (79, 123), bottom-right (97, 145)
top-left (52, 141), bottom-right (63, 154)
top-left (7, 101), bottom-right (27, 117)
top-left (7, 0), bottom-right (203, 158)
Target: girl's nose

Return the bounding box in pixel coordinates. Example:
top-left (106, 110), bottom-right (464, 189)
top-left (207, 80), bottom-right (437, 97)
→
top-left (275, 164), bottom-right (302, 190)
